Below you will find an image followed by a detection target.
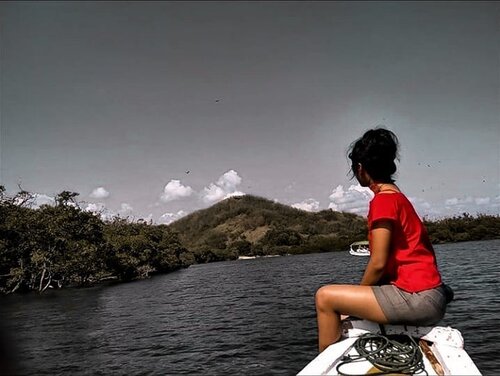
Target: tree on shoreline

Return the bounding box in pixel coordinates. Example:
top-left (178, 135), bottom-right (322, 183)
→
top-left (424, 213), bottom-right (500, 244)
top-left (0, 187), bottom-right (192, 294)
top-left (0, 190), bottom-right (108, 293)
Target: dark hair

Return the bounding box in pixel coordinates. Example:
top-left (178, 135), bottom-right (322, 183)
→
top-left (348, 128), bottom-right (400, 183)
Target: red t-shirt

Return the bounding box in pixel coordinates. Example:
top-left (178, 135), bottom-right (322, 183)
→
top-left (368, 192), bottom-right (442, 292)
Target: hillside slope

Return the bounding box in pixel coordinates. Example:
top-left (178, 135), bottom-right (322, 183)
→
top-left (169, 195), bottom-right (367, 262)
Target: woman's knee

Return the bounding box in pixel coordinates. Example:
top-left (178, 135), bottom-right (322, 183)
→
top-left (315, 285), bottom-right (336, 311)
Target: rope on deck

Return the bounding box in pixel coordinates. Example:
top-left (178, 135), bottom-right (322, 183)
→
top-left (336, 333), bottom-right (427, 376)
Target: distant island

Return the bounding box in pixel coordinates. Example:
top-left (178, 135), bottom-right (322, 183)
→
top-left (1, 187), bottom-right (499, 294)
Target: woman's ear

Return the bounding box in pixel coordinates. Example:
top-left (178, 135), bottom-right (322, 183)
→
top-left (356, 163), bottom-right (372, 186)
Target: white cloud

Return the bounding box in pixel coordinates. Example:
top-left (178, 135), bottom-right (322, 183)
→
top-left (33, 193), bottom-right (55, 208)
top-left (445, 196), bottom-right (474, 207)
top-left (158, 210), bottom-right (188, 225)
top-left (475, 197), bottom-right (490, 205)
top-left (85, 202), bottom-right (106, 213)
top-left (90, 187), bottom-right (110, 199)
top-left (118, 203), bottom-right (133, 215)
top-left (292, 198), bottom-right (320, 212)
top-left (408, 196), bottom-right (431, 210)
top-left (440, 195), bottom-right (500, 216)
top-left (138, 213), bottom-right (154, 223)
top-left (160, 180), bottom-right (194, 202)
top-left (201, 170), bottom-right (245, 204)
top-left (408, 196), bottom-right (441, 219)
top-left (444, 198), bottom-right (458, 206)
top-left (13, 192), bottom-right (56, 208)
top-left (328, 184), bottom-right (373, 215)
top-left (84, 202), bottom-right (114, 221)
top-left (202, 183), bottom-right (226, 203)
top-left (217, 169), bottom-right (242, 190)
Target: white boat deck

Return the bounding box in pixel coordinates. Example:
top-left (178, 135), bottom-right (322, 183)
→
top-left (298, 319), bottom-right (481, 375)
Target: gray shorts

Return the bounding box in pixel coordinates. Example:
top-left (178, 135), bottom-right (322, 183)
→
top-left (372, 284), bottom-right (448, 326)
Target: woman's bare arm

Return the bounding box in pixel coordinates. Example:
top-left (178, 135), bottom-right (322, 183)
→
top-left (360, 220), bottom-right (392, 286)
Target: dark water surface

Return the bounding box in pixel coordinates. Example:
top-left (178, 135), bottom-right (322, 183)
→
top-left (1, 239), bottom-right (499, 375)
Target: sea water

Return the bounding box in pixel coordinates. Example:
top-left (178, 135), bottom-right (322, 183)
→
top-left (1, 239), bottom-right (498, 375)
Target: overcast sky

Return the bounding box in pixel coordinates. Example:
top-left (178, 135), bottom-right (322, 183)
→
top-left (1, 1), bottom-right (499, 224)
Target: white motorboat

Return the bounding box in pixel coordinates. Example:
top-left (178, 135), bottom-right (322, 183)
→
top-left (298, 318), bottom-right (481, 375)
top-left (349, 241), bottom-right (370, 256)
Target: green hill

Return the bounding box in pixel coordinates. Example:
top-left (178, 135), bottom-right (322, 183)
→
top-left (169, 195), bottom-right (367, 263)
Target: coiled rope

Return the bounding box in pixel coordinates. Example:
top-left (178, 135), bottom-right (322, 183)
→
top-left (336, 333), bottom-right (428, 376)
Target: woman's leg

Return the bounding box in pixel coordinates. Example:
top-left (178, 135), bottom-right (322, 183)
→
top-left (315, 284), bottom-right (388, 352)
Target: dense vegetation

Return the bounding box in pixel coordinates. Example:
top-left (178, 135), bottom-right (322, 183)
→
top-left (0, 187), bottom-right (499, 294)
top-left (425, 213), bottom-right (500, 244)
top-left (0, 188), bottom-right (191, 294)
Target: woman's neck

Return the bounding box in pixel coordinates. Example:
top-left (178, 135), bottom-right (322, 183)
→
top-left (369, 182), bottom-right (400, 194)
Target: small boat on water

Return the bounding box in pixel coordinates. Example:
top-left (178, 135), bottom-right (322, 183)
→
top-left (238, 255), bottom-right (281, 260)
top-left (238, 255), bottom-right (257, 260)
top-left (298, 318), bottom-right (481, 375)
top-left (349, 241), bottom-right (370, 256)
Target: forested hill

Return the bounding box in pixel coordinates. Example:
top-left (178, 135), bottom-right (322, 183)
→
top-left (170, 195), bottom-right (367, 263)
top-left (170, 195), bottom-right (500, 263)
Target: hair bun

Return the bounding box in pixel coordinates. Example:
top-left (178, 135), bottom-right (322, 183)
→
top-left (348, 128), bottom-right (399, 183)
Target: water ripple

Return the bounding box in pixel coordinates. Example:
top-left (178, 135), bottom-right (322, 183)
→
top-left (0, 239), bottom-right (498, 375)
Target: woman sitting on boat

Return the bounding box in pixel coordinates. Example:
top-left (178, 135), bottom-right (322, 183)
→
top-left (315, 128), bottom-right (452, 352)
